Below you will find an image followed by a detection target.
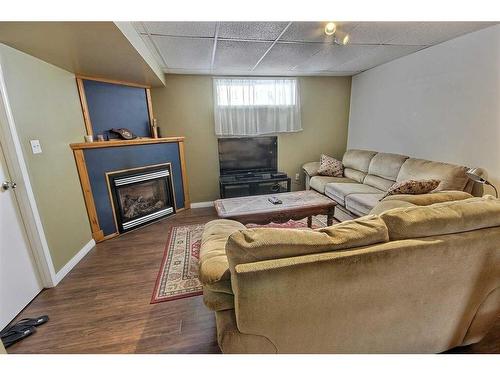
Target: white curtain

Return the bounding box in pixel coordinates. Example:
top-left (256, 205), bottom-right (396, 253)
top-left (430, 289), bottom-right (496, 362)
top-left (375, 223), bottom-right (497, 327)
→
top-left (213, 78), bottom-right (302, 137)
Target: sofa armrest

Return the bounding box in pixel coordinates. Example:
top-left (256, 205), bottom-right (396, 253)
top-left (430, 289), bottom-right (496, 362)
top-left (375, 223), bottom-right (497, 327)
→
top-left (302, 161), bottom-right (321, 177)
top-left (199, 219), bottom-right (246, 288)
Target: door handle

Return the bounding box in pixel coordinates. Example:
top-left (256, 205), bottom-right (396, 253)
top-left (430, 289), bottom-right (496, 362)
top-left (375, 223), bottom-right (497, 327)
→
top-left (2, 181), bottom-right (17, 191)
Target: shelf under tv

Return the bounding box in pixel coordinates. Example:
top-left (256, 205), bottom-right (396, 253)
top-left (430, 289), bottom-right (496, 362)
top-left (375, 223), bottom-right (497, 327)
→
top-left (219, 172), bottom-right (291, 198)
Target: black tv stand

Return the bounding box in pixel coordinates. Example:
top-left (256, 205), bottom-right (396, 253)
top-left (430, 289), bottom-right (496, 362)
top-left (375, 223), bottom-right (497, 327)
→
top-left (219, 171), bottom-right (291, 198)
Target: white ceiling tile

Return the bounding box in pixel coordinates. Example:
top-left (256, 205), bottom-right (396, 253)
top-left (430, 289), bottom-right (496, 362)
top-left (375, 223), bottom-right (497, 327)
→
top-left (218, 22), bottom-right (289, 41)
top-left (346, 22), bottom-right (414, 44)
top-left (214, 40), bottom-right (272, 70)
top-left (387, 22), bottom-right (495, 45)
top-left (152, 36), bottom-right (213, 69)
top-left (338, 45), bottom-right (424, 72)
top-left (255, 42), bottom-right (324, 72)
top-left (293, 45), bottom-right (380, 72)
top-left (142, 22), bottom-right (216, 37)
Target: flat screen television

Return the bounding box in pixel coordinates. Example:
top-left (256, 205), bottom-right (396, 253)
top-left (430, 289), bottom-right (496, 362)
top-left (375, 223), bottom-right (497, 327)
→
top-left (218, 136), bottom-right (277, 175)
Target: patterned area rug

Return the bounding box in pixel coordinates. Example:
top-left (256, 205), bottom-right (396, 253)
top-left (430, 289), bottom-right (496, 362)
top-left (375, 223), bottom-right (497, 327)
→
top-left (151, 216), bottom-right (331, 304)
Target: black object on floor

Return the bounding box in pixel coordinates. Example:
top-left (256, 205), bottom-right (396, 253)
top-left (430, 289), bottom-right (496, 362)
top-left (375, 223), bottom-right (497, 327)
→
top-left (1, 326), bottom-right (36, 348)
top-left (12, 315), bottom-right (49, 329)
top-left (0, 315), bottom-right (49, 348)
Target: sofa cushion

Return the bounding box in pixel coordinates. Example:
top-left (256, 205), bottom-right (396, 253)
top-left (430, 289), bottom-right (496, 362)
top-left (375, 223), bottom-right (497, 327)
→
top-left (396, 158), bottom-right (469, 191)
top-left (325, 182), bottom-right (384, 205)
top-left (343, 168), bottom-right (367, 183)
top-left (363, 175), bottom-right (394, 191)
top-left (380, 196), bottom-right (500, 240)
top-left (382, 191), bottom-right (473, 205)
top-left (342, 149), bottom-right (378, 173)
top-left (226, 216), bottom-right (389, 269)
top-left (309, 176), bottom-right (354, 194)
top-left (362, 153), bottom-right (407, 191)
top-left (368, 152), bottom-right (409, 180)
top-left (318, 154), bottom-right (343, 177)
top-left (369, 191), bottom-right (473, 216)
top-left (369, 200), bottom-right (417, 215)
top-left (345, 193), bottom-right (386, 217)
top-left (199, 219), bottom-right (246, 290)
top-left (383, 179), bottom-right (441, 199)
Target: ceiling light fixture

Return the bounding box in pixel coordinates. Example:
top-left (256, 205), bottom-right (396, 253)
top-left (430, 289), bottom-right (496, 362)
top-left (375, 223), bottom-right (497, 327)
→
top-left (340, 33), bottom-right (350, 45)
top-left (324, 22), bottom-right (336, 36)
top-left (324, 22), bottom-right (349, 45)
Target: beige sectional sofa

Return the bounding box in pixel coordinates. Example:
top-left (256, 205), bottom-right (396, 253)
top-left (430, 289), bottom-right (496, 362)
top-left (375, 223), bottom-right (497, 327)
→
top-left (303, 149), bottom-right (485, 219)
top-left (199, 193), bottom-right (500, 353)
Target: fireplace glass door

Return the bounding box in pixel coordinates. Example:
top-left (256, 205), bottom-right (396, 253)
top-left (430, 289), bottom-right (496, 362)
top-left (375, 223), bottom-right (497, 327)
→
top-left (108, 164), bottom-right (175, 233)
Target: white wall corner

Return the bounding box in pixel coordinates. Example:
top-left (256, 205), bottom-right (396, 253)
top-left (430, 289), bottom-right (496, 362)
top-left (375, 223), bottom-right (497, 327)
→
top-left (55, 239), bottom-right (96, 284)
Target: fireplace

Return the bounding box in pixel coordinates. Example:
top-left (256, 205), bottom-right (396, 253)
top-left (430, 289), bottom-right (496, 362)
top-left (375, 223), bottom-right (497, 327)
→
top-left (107, 164), bottom-right (175, 233)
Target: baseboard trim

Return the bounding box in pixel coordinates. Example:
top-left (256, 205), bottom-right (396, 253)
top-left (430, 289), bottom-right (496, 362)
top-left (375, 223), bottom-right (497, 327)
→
top-left (190, 201), bottom-right (214, 208)
top-left (55, 239), bottom-right (96, 284)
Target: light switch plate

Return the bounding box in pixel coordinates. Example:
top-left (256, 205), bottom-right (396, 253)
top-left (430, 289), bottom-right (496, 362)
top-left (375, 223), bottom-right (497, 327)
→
top-left (30, 140), bottom-right (42, 154)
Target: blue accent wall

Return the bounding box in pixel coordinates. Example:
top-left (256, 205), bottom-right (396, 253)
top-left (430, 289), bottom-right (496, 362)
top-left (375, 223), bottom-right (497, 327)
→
top-left (83, 80), bottom-right (151, 138)
top-left (84, 143), bottom-right (184, 236)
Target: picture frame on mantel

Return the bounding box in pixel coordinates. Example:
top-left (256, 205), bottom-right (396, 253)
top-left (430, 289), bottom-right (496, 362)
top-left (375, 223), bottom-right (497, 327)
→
top-left (75, 75), bottom-right (156, 139)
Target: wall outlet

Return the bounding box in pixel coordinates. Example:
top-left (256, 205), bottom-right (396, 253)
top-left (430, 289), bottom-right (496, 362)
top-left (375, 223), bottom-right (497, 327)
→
top-left (295, 173), bottom-right (300, 181)
top-left (30, 139), bottom-right (42, 154)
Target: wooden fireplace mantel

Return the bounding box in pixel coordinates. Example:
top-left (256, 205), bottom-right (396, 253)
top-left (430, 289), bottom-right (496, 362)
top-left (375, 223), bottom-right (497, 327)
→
top-left (70, 136), bottom-right (185, 150)
top-left (70, 136), bottom-right (190, 243)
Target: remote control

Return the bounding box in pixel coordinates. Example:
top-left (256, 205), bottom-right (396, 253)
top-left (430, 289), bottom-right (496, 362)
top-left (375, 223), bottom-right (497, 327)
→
top-left (268, 197), bottom-right (282, 205)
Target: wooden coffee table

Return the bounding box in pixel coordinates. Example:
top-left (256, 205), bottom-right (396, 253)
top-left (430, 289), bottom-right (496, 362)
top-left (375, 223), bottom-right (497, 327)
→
top-left (214, 190), bottom-right (337, 228)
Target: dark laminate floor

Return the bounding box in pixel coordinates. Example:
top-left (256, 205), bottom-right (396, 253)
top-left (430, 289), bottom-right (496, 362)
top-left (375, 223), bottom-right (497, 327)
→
top-left (6, 207), bottom-right (499, 353)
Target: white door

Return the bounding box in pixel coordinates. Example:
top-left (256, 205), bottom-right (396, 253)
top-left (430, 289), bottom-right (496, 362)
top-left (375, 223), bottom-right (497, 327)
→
top-left (0, 140), bottom-right (42, 329)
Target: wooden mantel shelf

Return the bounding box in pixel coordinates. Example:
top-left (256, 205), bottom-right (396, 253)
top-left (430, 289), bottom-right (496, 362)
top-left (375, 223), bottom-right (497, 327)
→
top-left (70, 135), bottom-right (190, 242)
top-left (70, 137), bottom-right (185, 150)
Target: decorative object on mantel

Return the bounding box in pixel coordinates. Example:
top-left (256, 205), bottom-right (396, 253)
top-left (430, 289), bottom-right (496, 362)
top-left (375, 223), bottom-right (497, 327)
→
top-left (84, 135), bottom-right (93, 143)
top-left (466, 167), bottom-right (498, 198)
top-left (96, 134), bottom-right (106, 142)
top-left (109, 128), bottom-right (137, 140)
top-left (151, 118), bottom-right (159, 139)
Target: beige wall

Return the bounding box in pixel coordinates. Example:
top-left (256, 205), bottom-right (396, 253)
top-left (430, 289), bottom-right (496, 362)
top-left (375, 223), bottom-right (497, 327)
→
top-left (152, 75), bottom-right (351, 202)
top-left (348, 25), bottom-right (500, 195)
top-left (0, 43), bottom-right (92, 272)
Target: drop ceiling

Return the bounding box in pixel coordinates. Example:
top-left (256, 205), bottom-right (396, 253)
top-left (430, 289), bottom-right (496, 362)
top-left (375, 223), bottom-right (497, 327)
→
top-left (135, 21), bottom-right (496, 76)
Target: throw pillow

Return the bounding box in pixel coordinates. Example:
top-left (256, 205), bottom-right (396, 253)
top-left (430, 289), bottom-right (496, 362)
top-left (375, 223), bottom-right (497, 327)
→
top-left (381, 179), bottom-right (440, 200)
top-left (317, 154), bottom-right (343, 177)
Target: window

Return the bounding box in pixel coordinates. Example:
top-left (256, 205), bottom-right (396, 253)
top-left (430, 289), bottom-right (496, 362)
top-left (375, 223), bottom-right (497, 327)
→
top-left (213, 78), bottom-right (302, 136)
